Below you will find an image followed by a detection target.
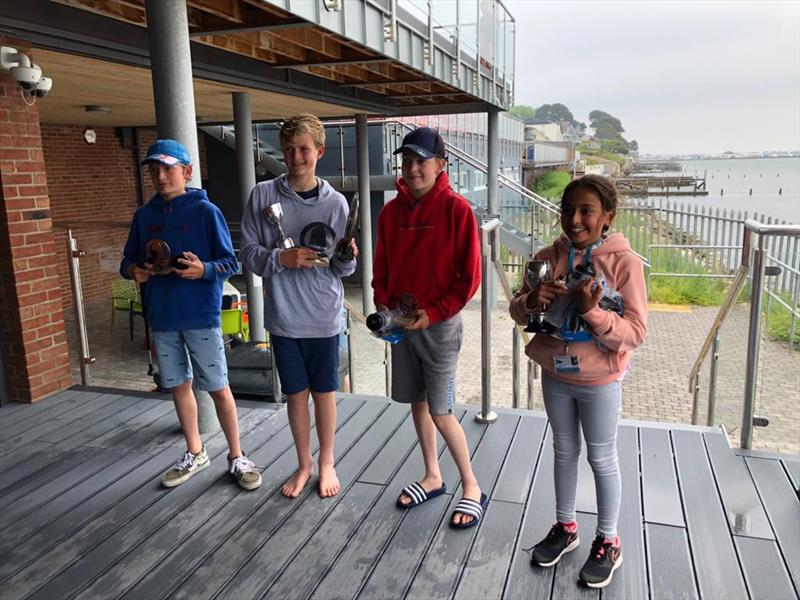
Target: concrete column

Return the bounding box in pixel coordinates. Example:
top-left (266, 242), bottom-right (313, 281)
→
top-left (355, 114), bottom-right (375, 316)
top-left (145, 0), bottom-right (201, 188)
top-left (145, 0), bottom-right (218, 431)
top-left (232, 92), bottom-right (265, 344)
top-left (486, 107), bottom-right (500, 306)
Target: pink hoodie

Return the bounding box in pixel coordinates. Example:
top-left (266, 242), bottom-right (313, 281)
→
top-left (509, 233), bottom-right (648, 386)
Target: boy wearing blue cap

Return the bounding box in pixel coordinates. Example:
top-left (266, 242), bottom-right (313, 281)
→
top-left (120, 138), bottom-right (262, 491)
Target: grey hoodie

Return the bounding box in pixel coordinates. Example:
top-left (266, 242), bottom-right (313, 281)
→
top-left (240, 175), bottom-right (356, 338)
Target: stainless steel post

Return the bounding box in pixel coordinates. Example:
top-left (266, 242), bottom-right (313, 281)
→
top-left (486, 107), bottom-right (500, 307)
top-left (385, 342), bottom-right (391, 397)
top-left (355, 114), bottom-right (375, 316)
top-left (512, 326), bottom-right (519, 409)
top-left (346, 308), bottom-right (354, 393)
top-left (66, 230), bottom-right (95, 385)
top-left (691, 374), bottom-right (700, 425)
top-left (232, 92), bottom-right (265, 343)
top-left (271, 345), bottom-right (282, 402)
top-left (706, 335), bottom-right (719, 426)
top-left (476, 217), bottom-right (500, 424)
top-left (741, 239), bottom-right (767, 449)
top-left (526, 359), bottom-right (533, 410)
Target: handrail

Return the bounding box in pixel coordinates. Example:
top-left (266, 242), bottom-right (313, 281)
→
top-left (689, 220), bottom-right (800, 448)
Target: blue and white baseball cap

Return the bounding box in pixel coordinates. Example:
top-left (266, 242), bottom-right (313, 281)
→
top-left (393, 127), bottom-right (447, 160)
top-left (141, 139), bottom-right (192, 166)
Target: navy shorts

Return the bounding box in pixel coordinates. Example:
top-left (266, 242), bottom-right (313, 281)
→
top-left (271, 334), bottom-right (339, 395)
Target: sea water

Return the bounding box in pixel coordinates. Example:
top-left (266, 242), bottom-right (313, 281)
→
top-left (678, 157), bottom-right (800, 224)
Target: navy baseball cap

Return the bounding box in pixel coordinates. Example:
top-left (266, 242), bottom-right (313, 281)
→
top-left (141, 139), bottom-right (192, 166)
top-left (393, 127), bottom-right (446, 160)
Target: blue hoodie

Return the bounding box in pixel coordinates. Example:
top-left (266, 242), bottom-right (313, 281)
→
top-left (120, 188), bottom-right (238, 332)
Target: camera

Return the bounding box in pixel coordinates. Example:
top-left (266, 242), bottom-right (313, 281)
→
top-left (12, 64), bottom-right (41, 90)
top-left (34, 76), bottom-right (52, 98)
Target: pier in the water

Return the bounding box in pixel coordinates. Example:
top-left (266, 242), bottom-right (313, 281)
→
top-left (615, 174), bottom-right (709, 196)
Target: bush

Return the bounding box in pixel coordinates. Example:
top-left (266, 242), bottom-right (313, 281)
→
top-left (533, 171), bottom-right (572, 200)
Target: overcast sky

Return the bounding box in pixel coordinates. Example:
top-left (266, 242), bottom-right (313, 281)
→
top-left (504, 0), bottom-right (800, 155)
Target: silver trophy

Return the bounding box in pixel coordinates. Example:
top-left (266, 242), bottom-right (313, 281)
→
top-left (264, 203), bottom-right (295, 249)
top-left (524, 259), bottom-right (554, 333)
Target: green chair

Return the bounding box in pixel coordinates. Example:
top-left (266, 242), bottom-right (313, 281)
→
top-left (221, 308), bottom-right (249, 342)
top-left (111, 278), bottom-right (143, 341)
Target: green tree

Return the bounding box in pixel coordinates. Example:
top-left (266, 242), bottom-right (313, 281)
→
top-left (589, 110), bottom-right (624, 133)
top-left (629, 139), bottom-right (639, 152)
top-left (535, 103), bottom-right (574, 123)
top-left (600, 139), bottom-right (630, 155)
top-left (508, 104), bottom-right (536, 120)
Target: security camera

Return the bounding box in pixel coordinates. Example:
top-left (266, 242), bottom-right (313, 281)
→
top-left (34, 76), bottom-right (52, 97)
top-left (12, 63), bottom-right (42, 91)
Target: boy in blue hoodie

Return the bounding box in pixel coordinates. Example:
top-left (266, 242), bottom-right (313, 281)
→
top-left (240, 114), bottom-right (357, 499)
top-left (120, 139), bottom-right (262, 491)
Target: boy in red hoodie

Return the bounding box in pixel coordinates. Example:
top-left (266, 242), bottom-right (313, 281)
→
top-left (509, 175), bottom-right (647, 588)
top-left (372, 127), bottom-right (487, 528)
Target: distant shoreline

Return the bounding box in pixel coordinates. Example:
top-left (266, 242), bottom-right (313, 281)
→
top-left (672, 155), bottom-right (800, 161)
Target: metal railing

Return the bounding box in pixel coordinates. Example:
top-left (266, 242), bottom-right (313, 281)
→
top-left (689, 220), bottom-right (800, 449)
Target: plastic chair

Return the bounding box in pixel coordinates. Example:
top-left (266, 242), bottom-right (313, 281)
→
top-left (221, 308), bottom-right (249, 342)
top-left (110, 278), bottom-right (143, 340)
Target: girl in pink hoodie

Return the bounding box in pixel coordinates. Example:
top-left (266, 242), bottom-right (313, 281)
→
top-left (509, 175), bottom-right (647, 589)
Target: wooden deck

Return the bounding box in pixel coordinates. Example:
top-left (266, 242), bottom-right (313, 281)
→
top-left (0, 388), bottom-right (798, 600)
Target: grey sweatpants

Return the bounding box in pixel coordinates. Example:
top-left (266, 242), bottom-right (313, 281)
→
top-left (542, 371), bottom-right (622, 538)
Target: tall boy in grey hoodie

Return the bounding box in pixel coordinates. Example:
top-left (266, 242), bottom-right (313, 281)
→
top-left (240, 114), bottom-right (357, 498)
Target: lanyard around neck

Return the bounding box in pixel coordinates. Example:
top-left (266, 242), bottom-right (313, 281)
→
top-left (568, 238), bottom-right (603, 273)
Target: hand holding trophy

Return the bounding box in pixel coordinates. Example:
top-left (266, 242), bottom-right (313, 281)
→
top-left (524, 259), bottom-right (555, 333)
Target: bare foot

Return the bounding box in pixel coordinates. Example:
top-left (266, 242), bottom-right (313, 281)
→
top-left (451, 482), bottom-right (482, 526)
top-left (397, 475), bottom-right (443, 507)
top-left (282, 466), bottom-right (312, 498)
top-left (318, 463), bottom-right (340, 498)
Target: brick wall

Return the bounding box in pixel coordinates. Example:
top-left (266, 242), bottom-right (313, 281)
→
top-left (0, 37), bottom-right (72, 402)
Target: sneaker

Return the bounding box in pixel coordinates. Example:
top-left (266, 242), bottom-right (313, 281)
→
top-left (530, 522), bottom-right (580, 567)
top-left (161, 447), bottom-right (210, 488)
top-left (579, 535), bottom-right (623, 588)
top-left (229, 453), bottom-right (262, 491)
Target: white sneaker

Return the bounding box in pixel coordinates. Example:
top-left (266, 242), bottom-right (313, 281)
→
top-left (229, 453), bottom-right (262, 491)
top-left (161, 447), bottom-right (210, 488)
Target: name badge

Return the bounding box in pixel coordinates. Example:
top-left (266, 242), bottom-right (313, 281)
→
top-left (554, 355), bottom-right (580, 373)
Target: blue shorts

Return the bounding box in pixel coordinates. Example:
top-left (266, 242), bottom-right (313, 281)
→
top-left (271, 334), bottom-right (339, 395)
top-left (152, 328), bottom-right (228, 392)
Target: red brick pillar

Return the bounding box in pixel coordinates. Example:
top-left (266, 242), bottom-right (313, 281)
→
top-left (0, 37), bottom-right (72, 402)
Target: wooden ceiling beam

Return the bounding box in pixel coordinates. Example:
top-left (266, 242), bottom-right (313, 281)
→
top-left (189, 20), bottom-right (309, 36)
top-left (279, 28), bottom-right (341, 59)
top-left (187, 0), bottom-right (242, 23)
top-left (51, 0), bottom-right (145, 26)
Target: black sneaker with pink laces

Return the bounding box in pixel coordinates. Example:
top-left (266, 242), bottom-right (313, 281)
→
top-left (579, 535), bottom-right (623, 588)
top-left (530, 522), bottom-right (580, 567)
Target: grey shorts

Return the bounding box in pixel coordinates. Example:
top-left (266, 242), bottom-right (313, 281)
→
top-left (391, 314), bottom-right (463, 416)
top-left (152, 328), bottom-right (228, 392)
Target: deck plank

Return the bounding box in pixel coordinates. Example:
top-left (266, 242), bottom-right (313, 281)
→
top-left (640, 427), bottom-right (684, 527)
top-left (213, 403), bottom-right (408, 600)
top-left (0, 389), bottom-right (85, 426)
top-left (405, 414), bottom-right (518, 600)
top-left (782, 459), bottom-right (800, 492)
top-left (645, 523), bottom-right (698, 600)
top-left (356, 410), bottom-right (490, 600)
top-left (452, 499), bottom-right (522, 600)
top-left (550, 511), bottom-right (599, 600)
top-left (672, 429), bottom-right (748, 600)
top-left (309, 416), bottom-right (452, 600)
top-left (745, 456), bottom-right (800, 593)
top-left (502, 428), bottom-right (554, 600)
top-left (734, 535), bottom-right (798, 600)
top-left (704, 431), bottom-right (773, 539)
top-left (492, 415), bottom-right (547, 504)
top-left (164, 398), bottom-right (380, 600)
top-left (263, 482), bottom-right (385, 600)
top-left (0, 405), bottom-right (275, 600)
top-left (603, 425), bottom-right (648, 600)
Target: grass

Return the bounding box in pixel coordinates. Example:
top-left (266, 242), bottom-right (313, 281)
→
top-left (532, 171), bottom-right (571, 200)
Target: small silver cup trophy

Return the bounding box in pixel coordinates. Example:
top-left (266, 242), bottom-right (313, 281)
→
top-left (524, 259), bottom-right (553, 333)
top-left (264, 203), bottom-right (295, 249)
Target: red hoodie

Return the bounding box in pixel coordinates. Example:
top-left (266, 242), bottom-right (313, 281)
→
top-left (372, 171), bottom-right (481, 324)
top-left (509, 233), bottom-right (648, 385)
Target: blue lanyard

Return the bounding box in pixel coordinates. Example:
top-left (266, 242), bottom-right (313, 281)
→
top-left (567, 238), bottom-right (603, 273)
